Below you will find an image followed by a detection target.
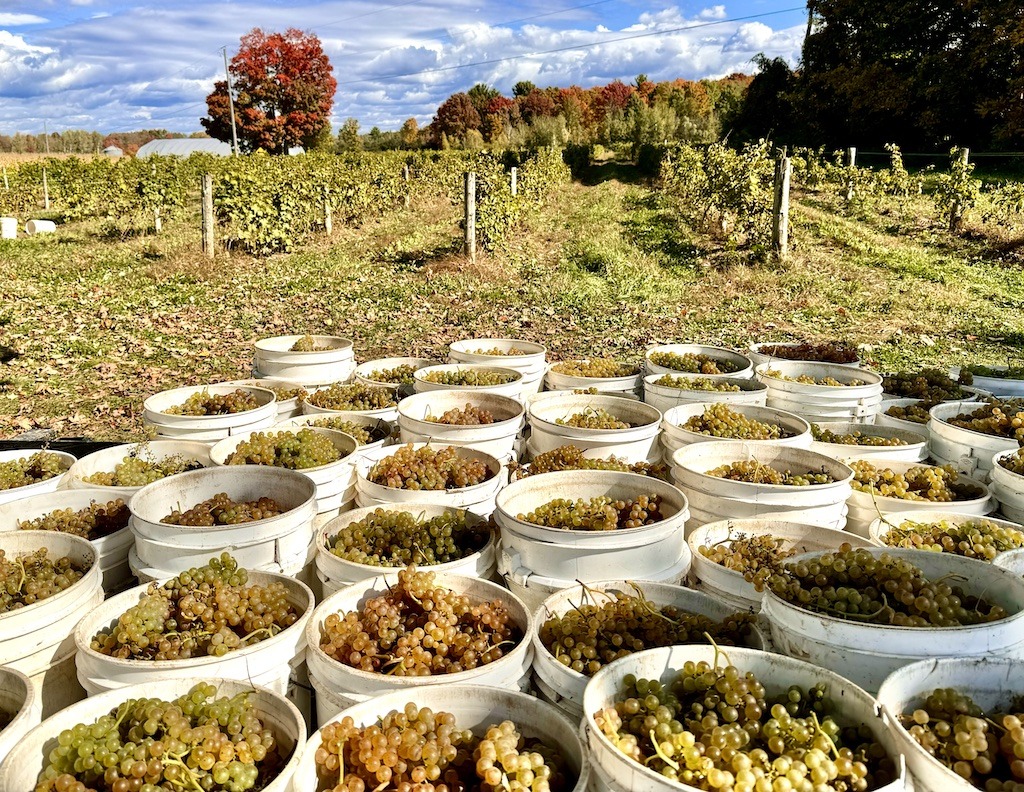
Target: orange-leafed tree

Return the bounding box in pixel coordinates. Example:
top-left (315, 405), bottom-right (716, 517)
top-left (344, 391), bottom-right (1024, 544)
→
top-left (202, 28), bottom-right (336, 153)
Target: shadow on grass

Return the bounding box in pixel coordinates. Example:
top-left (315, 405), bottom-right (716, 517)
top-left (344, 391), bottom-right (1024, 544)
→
top-left (579, 160), bottom-right (646, 186)
top-left (384, 239), bottom-right (464, 271)
top-left (620, 191), bottom-right (703, 268)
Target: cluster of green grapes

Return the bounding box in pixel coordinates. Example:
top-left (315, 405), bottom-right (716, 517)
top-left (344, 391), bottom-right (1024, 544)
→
top-left (550, 359), bottom-right (640, 378)
top-left (33, 682), bottom-right (285, 792)
top-left (759, 342), bottom-right (859, 364)
top-left (697, 535), bottom-right (822, 592)
top-left (421, 369), bottom-right (519, 386)
top-left (879, 517), bottom-right (1024, 560)
top-left (540, 587), bottom-right (753, 676)
top-left (366, 364), bottom-right (419, 385)
top-left (164, 389), bottom-right (259, 416)
top-left (19, 499), bottom-right (129, 540)
top-left (595, 662), bottom-right (896, 791)
top-left (901, 688), bottom-right (1024, 788)
top-left (962, 364), bottom-right (1024, 381)
top-left (999, 449), bottom-right (1024, 477)
top-left (91, 554), bottom-right (300, 660)
top-left (767, 547), bottom-right (1008, 626)
top-left (762, 370), bottom-right (864, 387)
top-left (290, 334), bottom-right (333, 351)
top-left (884, 401), bottom-right (937, 424)
top-left (425, 403), bottom-right (496, 425)
top-left (849, 460), bottom-right (983, 502)
top-left (0, 548), bottom-right (86, 612)
top-left (473, 346), bottom-right (529, 355)
top-left (555, 408), bottom-right (633, 430)
top-left (654, 375), bottom-right (741, 392)
top-left (319, 566), bottom-right (522, 675)
top-left (307, 417), bottom-right (387, 445)
top-left (883, 369), bottom-right (966, 401)
top-left (518, 494), bottom-right (663, 531)
top-left (368, 445), bottom-right (493, 490)
top-left (226, 428), bottom-right (341, 470)
top-left (682, 404), bottom-right (789, 440)
top-left (308, 384), bottom-right (397, 411)
top-left (649, 352), bottom-right (740, 375)
top-left (84, 453), bottom-right (204, 487)
top-left (0, 451), bottom-right (66, 491)
top-left (161, 494), bottom-right (286, 526)
top-left (327, 508), bottom-right (490, 567)
top-left (269, 385), bottom-right (307, 401)
top-left (948, 402), bottom-right (1024, 442)
top-left (521, 445), bottom-right (668, 479)
top-left (707, 461), bottom-right (837, 486)
top-left (811, 425), bottom-right (907, 446)
top-left (314, 705), bottom-right (570, 792)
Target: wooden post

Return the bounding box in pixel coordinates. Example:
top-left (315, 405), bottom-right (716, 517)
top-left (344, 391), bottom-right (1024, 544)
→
top-left (772, 154), bottom-right (792, 261)
top-left (403, 164), bottom-right (411, 209)
top-left (949, 147), bottom-right (971, 233)
top-left (201, 173), bottom-right (214, 258)
top-left (1, 165), bottom-right (8, 190)
top-left (323, 186), bottom-right (333, 235)
top-left (510, 167), bottom-right (518, 197)
top-left (154, 207), bottom-right (162, 233)
top-left (845, 147), bottom-right (856, 202)
top-left (42, 168), bottom-right (49, 210)
top-left (464, 171), bottom-right (476, 263)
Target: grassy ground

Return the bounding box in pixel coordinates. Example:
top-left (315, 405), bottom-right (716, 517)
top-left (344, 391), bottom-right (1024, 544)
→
top-left (1, 157), bottom-right (1022, 440)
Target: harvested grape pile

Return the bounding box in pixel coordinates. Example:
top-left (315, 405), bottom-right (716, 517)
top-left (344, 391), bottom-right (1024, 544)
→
top-left (319, 566), bottom-right (522, 675)
top-left (18, 498), bottom-right (129, 540)
top-left (518, 445), bottom-right (667, 479)
top-left (517, 494), bottom-right (663, 531)
top-left (648, 351), bottom-right (740, 374)
top-left (327, 508), bottom-right (490, 567)
top-left (425, 403), bottom-right (496, 425)
top-left (314, 705), bottom-right (571, 792)
top-left (473, 346), bottom-right (529, 355)
top-left (901, 687), bottom-right (1024, 789)
top-left (555, 408), bottom-right (634, 430)
top-left (0, 451), bottom-right (66, 491)
top-left (0, 548), bottom-right (86, 612)
top-left (368, 445), bottom-right (493, 490)
top-left (884, 401), bottom-right (936, 424)
top-left (946, 401), bottom-right (1024, 442)
top-left (225, 428), bottom-right (341, 470)
top-left (161, 493), bottom-right (286, 526)
top-left (883, 369), bottom-right (966, 401)
top-left (32, 682), bottom-right (287, 792)
top-left (539, 585), bottom-right (754, 675)
top-left (308, 383), bottom-right (397, 411)
top-left (307, 417), bottom-right (388, 445)
top-left (653, 375), bottom-right (741, 392)
top-left (681, 404), bottom-right (789, 440)
top-left (999, 449), bottom-right (1024, 476)
top-left (811, 424), bottom-right (908, 446)
top-left (759, 341), bottom-right (859, 364)
top-left (849, 460), bottom-right (983, 502)
top-left (961, 364), bottom-right (1024, 380)
top-left (550, 359), bottom-right (640, 378)
top-left (767, 547), bottom-right (1008, 626)
top-left (878, 517), bottom-right (1024, 560)
top-left (762, 369), bottom-right (864, 387)
top-left (290, 334), bottom-right (333, 351)
top-left (697, 534), bottom-right (834, 592)
top-left (163, 389), bottom-right (259, 416)
top-left (91, 553), bottom-right (300, 660)
top-left (594, 659), bottom-right (898, 790)
top-left (707, 460), bottom-right (837, 486)
top-left (268, 385), bottom-right (307, 401)
top-left (420, 369), bottom-right (519, 386)
top-left (84, 452), bottom-right (204, 487)
top-left (366, 363), bottom-right (419, 385)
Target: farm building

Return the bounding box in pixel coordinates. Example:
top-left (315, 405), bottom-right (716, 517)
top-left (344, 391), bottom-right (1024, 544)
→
top-left (102, 145), bottom-right (122, 157)
top-left (135, 138), bottom-right (232, 158)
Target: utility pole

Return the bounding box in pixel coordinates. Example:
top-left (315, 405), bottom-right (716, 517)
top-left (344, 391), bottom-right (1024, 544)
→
top-left (222, 47), bottom-right (240, 156)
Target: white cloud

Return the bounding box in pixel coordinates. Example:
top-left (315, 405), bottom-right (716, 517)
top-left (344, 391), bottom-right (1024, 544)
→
top-left (0, 13), bottom-right (47, 25)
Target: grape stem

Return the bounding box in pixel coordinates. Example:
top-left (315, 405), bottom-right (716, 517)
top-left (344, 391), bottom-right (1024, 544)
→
top-left (162, 752), bottom-right (205, 792)
top-left (649, 729), bottom-right (680, 770)
top-left (704, 632), bottom-right (731, 670)
top-left (809, 711), bottom-right (840, 760)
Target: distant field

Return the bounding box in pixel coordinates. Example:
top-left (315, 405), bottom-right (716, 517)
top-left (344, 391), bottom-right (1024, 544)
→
top-left (0, 152), bottom-right (102, 165)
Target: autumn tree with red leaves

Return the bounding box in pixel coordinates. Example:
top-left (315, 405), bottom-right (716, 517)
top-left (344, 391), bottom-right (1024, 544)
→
top-left (203, 28), bottom-right (336, 154)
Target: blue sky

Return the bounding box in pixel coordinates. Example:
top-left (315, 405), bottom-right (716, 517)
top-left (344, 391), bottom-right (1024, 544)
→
top-left (0, 1), bottom-right (807, 136)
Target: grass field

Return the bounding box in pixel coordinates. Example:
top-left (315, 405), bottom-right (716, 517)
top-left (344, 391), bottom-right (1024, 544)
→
top-left (1, 155), bottom-right (1022, 440)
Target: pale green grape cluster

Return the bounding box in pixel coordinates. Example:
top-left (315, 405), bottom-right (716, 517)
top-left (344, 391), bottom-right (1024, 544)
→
top-left (649, 351), bottom-right (740, 374)
top-left (308, 383), bottom-right (397, 411)
top-left (654, 375), bottom-right (741, 392)
top-left (327, 508), bottom-right (490, 566)
top-left (163, 389), bottom-right (258, 416)
top-left (226, 428), bottom-right (341, 469)
top-left (0, 451), bottom-right (66, 491)
top-left (83, 453), bottom-right (203, 486)
top-left (550, 359), bottom-right (640, 378)
top-left (682, 404), bottom-right (788, 440)
top-left (707, 460), bottom-right (836, 486)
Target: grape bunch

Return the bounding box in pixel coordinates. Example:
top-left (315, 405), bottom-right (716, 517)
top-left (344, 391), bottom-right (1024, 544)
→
top-left (84, 452), bottom-right (204, 486)
top-left (519, 445), bottom-right (668, 480)
top-left (999, 449), bottom-right (1024, 477)
top-left (555, 408), bottom-right (633, 430)
top-left (308, 383), bottom-right (397, 411)
top-left (0, 451), bottom-right (66, 491)
top-left (811, 424), bottom-right (907, 446)
top-left (314, 705), bottom-right (570, 792)
top-left (850, 460), bottom-right (983, 502)
top-left (540, 585), bottom-right (754, 676)
top-left (307, 417), bottom-right (389, 446)
top-left (550, 359), bottom-right (640, 378)
top-left (0, 548), bottom-right (86, 612)
top-left (91, 553), bottom-right (300, 660)
top-left (884, 400), bottom-right (937, 424)
top-left (226, 428), bottom-right (341, 470)
top-left (33, 682), bottom-right (286, 792)
top-left (878, 517), bottom-right (1024, 560)
top-left (19, 498), bottom-right (129, 540)
top-left (368, 445), bottom-right (493, 490)
top-left (962, 364), bottom-right (1024, 381)
top-left (948, 402), bottom-right (1024, 442)
top-left (161, 494), bottom-right (286, 526)
top-left (883, 369), bottom-right (966, 401)
top-left (269, 385), bottom-right (307, 401)
top-left (697, 534), bottom-right (835, 592)
top-left (164, 389), bottom-right (259, 416)
top-left (473, 346), bottom-right (529, 355)
top-left (594, 659), bottom-right (897, 791)
top-left (767, 547), bottom-right (1008, 626)
top-left (707, 460), bottom-right (837, 486)
top-left (648, 352), bottom-right (740, 374)
top-left (290, 334), bottom-right (333, 351)
top-left (682, 404), bottom-right (789, 440)
top-left (421, 369), bottom-right (519, 386)
top-left (366, 364), bottom-right (419, 385)
top-left (327, 508), bottom-right (491, 567)
top-left (901, 687), bottom-right (1024, 788)
top-left (518, 494), bottom-right (663, 531)
top-left (426, 403), bottom-right (496, 425)
top-left (759, 341), bottom-right (859, 364)
top-left (654, 375), bottom-right (741, 392)
top-left (319, 566), bottom-right (522, 674)
top-left (762, 369), bottom-right (864, 387)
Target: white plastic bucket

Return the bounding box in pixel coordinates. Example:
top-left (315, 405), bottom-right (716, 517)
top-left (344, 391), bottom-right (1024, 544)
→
top-left (868, 509), bottom-right (1024, 563)
top-left (644, 343), bottom-right (753, 378)
top-left (143, 383), bottom-right (277, 442)
top-left (398, 389), bottom-right (525, 459)
top-left (315, 504), bottom-right (497, 596)
top-left (642, 373), bottom-right (767, 412)
top-left (226, 377), bottom-right (308, 420)
top-left (62, 440), bottom-right (212, 496)
top-left (0, 667), bottom-right (38, 764)
top-left (413, 363), bottom-right (524, 399)
top-left (0, 449), bottom-right (75, 505)
top-left (991, 449), bottom-right (1024, 523)
top-left (808, 421), bottom-right (928, 461)
top-left (544, 361), bottom-right (643, 395)
top-left (527, 393), bottom-right (661, 463)
top-left (757, 361), bottom-right (885, 422)
top-left (254, 334), bottom-right (355, 385)
top-left (748, 341), bottom-right (863, 369)
top-left (875, 398), bottom-right (933, 433)
top-left (353, 357), bottom-right (439, 392)
top-left (660, 403), bottom-right (811, 460)
top-left (959, 368), bottom-right (1024, 398)
top-left (448, 338), bottom-right (547, 396)
top-left (763, 547), bottom-right (1024, 692)
top-left (0, 217), bottom-right (17, 240)
top-left (928, 400), bottom-right (1020, 479)
top-left (301, 388), bottom-right (399, 423)
top-left (24, 219), bottom-right (55, 235)
top-left (0, 679), bottom-right (305, 792)
top-left (306, 572), bottom-right (534, 722)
